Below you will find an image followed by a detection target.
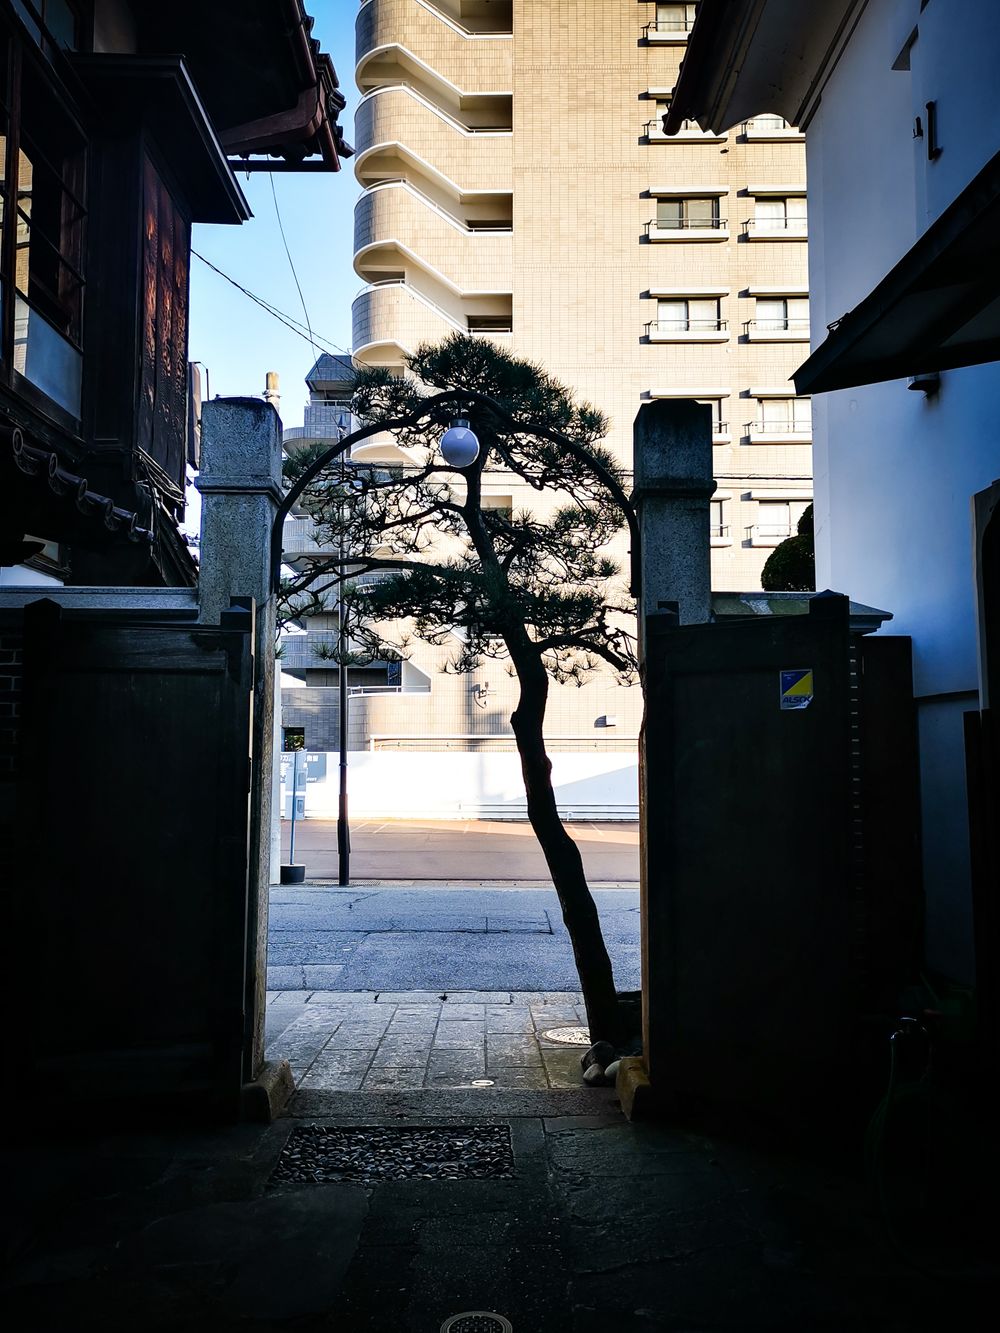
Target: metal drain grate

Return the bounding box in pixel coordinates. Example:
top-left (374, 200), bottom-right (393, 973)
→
top-left (269, 1125), bottom-right (514, 1185)
top-left (540, 1024), bottom-right (591, 1046)
top-left (441, 1314), bottom-right (513, 1333)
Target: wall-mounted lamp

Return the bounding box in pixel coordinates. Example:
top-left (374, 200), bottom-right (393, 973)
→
top-left (907, 371), bottom-right (941, 395)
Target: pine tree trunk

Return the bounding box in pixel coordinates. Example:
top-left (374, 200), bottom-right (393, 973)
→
top-left (509, 653), bottom-right (626, 1047)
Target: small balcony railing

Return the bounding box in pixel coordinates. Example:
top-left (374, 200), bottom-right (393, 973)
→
top-left (645, 117), bottom-right (714, 139)
top-left (749, 524), bottom-right (794, 542)
top-left (741, 116), bottom-right (801, 137)
top-left (745, 319), bottom-right (810, 337)
top-left (647, 318), bottom-right (728, 336)
top-left (744, 419), bottom-right (813, 436)
top-left (710, 524), bottom-right (731, 539)
top-left (744, 216), bottom-right (808, 237)
top-left (643, 16), bottom-right (695, 39)
top-left (646, 216), bottom-right (727, 236)
top-left (347, 684), bottom-right (430, 697)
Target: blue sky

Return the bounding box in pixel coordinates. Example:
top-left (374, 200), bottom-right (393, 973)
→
top-left (189, 1), bottom-right (360, 429)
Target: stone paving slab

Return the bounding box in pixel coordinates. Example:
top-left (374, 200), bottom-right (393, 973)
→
top-left (265, 991), bottom-right (594, 1093)
top-left (8, 1089), bottom-right (990, 1332)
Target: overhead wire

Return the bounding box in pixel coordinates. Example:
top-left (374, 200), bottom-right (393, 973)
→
top-left (269, 173), bottom-right (320, 357)
top-left (191, 249), bottom-right (352, 359)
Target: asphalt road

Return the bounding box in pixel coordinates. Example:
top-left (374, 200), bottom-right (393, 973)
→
top-left (267, 884), bottom-right (641, 993)
top-left (280, 818), bottom-right (639, 883)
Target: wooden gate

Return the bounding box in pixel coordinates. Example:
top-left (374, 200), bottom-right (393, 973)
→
top-left (641, 593), bottom-right (922, 1120)
top-left (11, 597), bottom-right (254, 1119)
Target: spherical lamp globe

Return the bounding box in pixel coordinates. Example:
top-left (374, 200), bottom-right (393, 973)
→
top-left (440, 418), bottom-right (480, 468)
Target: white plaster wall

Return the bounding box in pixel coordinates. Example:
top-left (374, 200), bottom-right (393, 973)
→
top-left (805, 0), bottom-right (1000, 981)
top-left (910, 0), bottom-right (1000, 227)
top-left (282, 751), bottom-right (639, 819)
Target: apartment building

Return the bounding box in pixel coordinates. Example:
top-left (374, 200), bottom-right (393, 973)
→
top-left (279, 1), bottom-right (811, 814)
top-left (352, 0), bottom-right (811, 573)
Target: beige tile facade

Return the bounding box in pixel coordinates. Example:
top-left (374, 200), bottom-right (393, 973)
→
top-left (344, 0), bottom-right (811, 751)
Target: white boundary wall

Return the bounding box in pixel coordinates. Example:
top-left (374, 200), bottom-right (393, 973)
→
top-left (280, 751), bottom-right (639, 820)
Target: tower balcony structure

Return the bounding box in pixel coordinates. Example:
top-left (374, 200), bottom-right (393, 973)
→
top-left (355, 183), bottom-right (512, 292)
top-left (354, 0), bottom-right (514, 373)
top-left (352, 281), bottom-right (512, 366)
top-left (357, 0), bottom-right (512, 93)
top-left (355, 88), bottom-right (512, 193)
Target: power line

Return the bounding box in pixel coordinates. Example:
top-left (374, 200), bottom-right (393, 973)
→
top-left (191, 249), bottom-right (352, 359)
top-left (269, 173), bottom-right (318, 356)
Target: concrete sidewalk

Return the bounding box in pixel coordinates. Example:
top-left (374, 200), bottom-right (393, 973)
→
top-left (266, 990), bottom-right (596, 1092)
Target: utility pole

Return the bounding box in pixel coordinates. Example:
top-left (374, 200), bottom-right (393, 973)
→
top-left (336, 413), bottom-right (350, 887)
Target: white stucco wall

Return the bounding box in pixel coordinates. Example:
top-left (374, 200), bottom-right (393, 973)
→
top-left (280, 751), bottom-right (639, 820)
top-left (805, 0), bottom-right (1000, 980)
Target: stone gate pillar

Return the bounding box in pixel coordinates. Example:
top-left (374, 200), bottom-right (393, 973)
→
top-left (196, 398), bottom-right (287, 1113)
top-left (632, 399), bottom-right (715, 634)
top-left (626, 399), bottom-right (715, 1117)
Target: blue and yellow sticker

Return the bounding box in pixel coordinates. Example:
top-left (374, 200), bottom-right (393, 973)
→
top-left (779, 668), bottom-right (814, 710)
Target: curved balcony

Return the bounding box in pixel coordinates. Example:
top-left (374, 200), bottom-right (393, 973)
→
top-left (353, 281), bottom-right (512, 365)
top-left (355, 87), bottom-right (512, 193)
top-left (358, 0), bottom-right (511, 94)
top-left (355, 184), bottom-right (512, 292)
top-left (353, 281), bottom-right (461, 363)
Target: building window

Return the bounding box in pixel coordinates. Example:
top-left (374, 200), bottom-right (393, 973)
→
top-left (2, 50), bottom-right (87, 418)
top-left (699, 398), bottom-right (726, 436)
top-left (748, 297), bottom-right (809, 339)
top-left (747, 196), bottom-right (807, 237)
top-left (646, 98), bottom-right (717, 139)
top-left (137, 155), bottom-right (190, 491)
top-left (651, 297), bottom-right (724, 337)
top-left (11, 1), bottom-right (85, 55)
top-left (710, 498), bottom-right (728, 539)
top-left (753, 499), bottom-right (809, 544)
top-left (656, 196), bottom-right (720, 231)
top-left (742, 114), bottom-right (801, 139)
top-left (647, 4), bottom-right (697, 37)
top-left (482, 493), bottom-right (513, 522)
top-left (749, 397), bottom-right (812, 437)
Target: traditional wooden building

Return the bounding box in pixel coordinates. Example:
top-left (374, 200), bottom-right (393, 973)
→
top-left (0, 0), bottom-right (350, 586)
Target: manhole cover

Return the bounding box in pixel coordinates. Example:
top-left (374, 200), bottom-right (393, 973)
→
top-left (441, 1315), bottom-right (513, 1333)
top-left (269, 1125), bottom-right (514, 1184)
top-left (540, 1025), bottom-right (591, 1046)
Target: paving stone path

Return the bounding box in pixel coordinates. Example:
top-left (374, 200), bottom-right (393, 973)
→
top-left (265, 990), bottom-right (593, 1091)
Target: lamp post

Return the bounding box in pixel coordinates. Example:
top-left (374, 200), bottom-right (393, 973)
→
top-left (336, 412), bottom-right (350, 886)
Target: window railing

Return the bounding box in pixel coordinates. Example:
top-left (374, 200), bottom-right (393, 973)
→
top-left (744, 216), bottom-right (807, 235)
top-left (744, 419), bottom-right (812, 435)
top-left (742, 116), bottom-right (799, 134)
top-left (645, 117), bottom-right (712, 138)
top-left (647, 318), bottom-right (727, 334)
top-left (644, 17), bottom-right (695, 37)
top-left (647, 216), bottom-right (726, 234)
top-left (712, 421), bottom-right (729, 435)
top-left (347, 684), bottom-right (430, 696)
top-left (750, 523), bottom-right (794, 541)
top-left (710, 524), bottom-right (731, 538)
top-left (746, 319), bottom-right (810, 335)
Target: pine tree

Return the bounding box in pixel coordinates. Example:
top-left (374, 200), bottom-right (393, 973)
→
top-left (280, 335), bottom-right (638, 1044)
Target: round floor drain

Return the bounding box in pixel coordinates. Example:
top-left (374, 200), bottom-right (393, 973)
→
top-left (540, 1024), bottom-right (591, 1046)
top-left (440, 1315), bottom-right (512, 1333)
